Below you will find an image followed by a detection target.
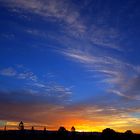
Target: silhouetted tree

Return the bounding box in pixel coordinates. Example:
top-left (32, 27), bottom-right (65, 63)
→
top-left (18, 121), bottom-right (24, 130)
top-left (125, 130), bottom-right (133, 135)
top-left (44, 126), bottom-right (46, 131)
top-left (31, 126), bottom-right (34, 130)
top-left (4, 125), bottom-right (6, 131)
top-left (124, 130), bottom-right (134, 140)
top-left (102, 128), bottom-right (117, 140)
top-left (58, 126), bottom-right (67, 132)
top-left (102, 128), bottom-right (116, 134)
top-left (71, 126), bottom-right (76, 132)
top-left (58, 126), bottom-right (68, 139)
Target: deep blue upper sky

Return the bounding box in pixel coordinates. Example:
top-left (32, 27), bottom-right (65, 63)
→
top-left (0, 0), bottom-right (140, 132)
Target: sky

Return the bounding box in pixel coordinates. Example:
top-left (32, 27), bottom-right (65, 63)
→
top-left (0, 0), bottom-right (140, 132)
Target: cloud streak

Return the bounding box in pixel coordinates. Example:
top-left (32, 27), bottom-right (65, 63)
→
top-left (1, 0), bottom-right (86, 35)
top-left (0, 67), bottom-right (17, 77)
top-left (1, 0), bottom-right (124, 51)
top-left (0, 67), bottom-right (37, 82)
top-left (59, 44), bottom-right (140, 102)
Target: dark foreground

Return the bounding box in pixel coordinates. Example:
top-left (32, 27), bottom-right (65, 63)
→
top-left (0, 130), bottom-right (140, 140)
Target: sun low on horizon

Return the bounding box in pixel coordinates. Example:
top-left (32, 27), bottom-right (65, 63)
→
top-left (0, 0), bottom-right (140, 134)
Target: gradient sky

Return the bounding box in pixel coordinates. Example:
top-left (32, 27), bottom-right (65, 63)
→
top-left (0, 0), bottom-right (140, 132)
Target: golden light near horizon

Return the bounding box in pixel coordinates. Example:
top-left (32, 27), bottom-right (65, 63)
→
top-left (1, 114), bottom-right (140, 134)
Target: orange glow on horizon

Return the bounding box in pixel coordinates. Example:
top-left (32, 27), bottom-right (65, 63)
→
top-left (1, 118), bottom-right (140, 134)
top-left (1, 113), bottom-right (140, 133)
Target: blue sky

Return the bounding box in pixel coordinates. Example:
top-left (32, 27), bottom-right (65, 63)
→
top-left (0, 0), bottom-right (140, 132)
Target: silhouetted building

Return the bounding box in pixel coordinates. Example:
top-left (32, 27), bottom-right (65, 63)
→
top-left (18, 121), bottom-right (24, 130)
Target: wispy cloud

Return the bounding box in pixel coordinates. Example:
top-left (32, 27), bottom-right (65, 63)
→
top-left (31, 81), bottom-right (72, 99)
top-left (0, 67), bottom-right (17, 76)
top-left (0, 65), bottom-right (72, 103)
top-left (58, 45), bottom-right (140, 102)
top-left (1, 0), bottom-right (123, 51)
top-left (1, 0), bottom-right (86, 35)
top-left (17, 71), bottom-right (37, 81)
top-left (87, 25), bottom-right (122, 50)
top-left (0, 66), bottom-right (37, 82)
